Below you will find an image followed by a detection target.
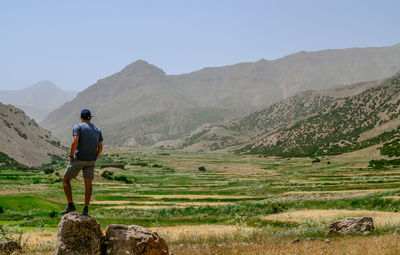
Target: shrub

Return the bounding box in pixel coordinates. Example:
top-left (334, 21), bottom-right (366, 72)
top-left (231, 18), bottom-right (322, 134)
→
top-left (43, 168), bottom-right (54, 174)
top-left (49, 211), bottom-right (58, 218)
top-left (312, 158), bottom-right (321, 163)
top-left (327, 161), bottom-right (331, 165)
top-left (0, 225), bottom-right (23, 242)
top-left (101, 170), bottom-right (114, 180)
top-left (0, 206), bottom-right (3, 214)
top-left (162, 166), bottom-right (175, 173)
top-left (198, 166), bottom-right (206, 172)
top-left (33, 178), bottom-right (40, 184)
top-left (114, 175), bottom-right (133, 184)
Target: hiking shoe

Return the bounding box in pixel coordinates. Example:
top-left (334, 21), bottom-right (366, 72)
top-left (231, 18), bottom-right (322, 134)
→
top-left (82, 206), bottom-right (89, 216)
top-left (60, 204), bottom-right (76, 214)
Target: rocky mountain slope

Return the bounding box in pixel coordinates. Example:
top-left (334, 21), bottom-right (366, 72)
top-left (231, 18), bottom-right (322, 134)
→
top-left (182, 80), bottom-right (381, 152)
top-left (41, 61), bottom-right (244, 146)
top-left (42, 44), bottom-right (400, 147)
top-left (241, 73), bottom-right (400, 157)
top-left (0, 103), bottom-right (66, 166)
top-left (0, 81), bottom-right (78, 121)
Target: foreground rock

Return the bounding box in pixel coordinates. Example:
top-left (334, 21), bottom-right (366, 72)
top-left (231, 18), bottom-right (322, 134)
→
top-left (0, 241), bottom-right (22, 255)
top-left (55, 212), bottom-right (104, 255)
top-left (105, 224), bottom-right (169, 255)
top-left (326, 216), bottom-right (374, 235)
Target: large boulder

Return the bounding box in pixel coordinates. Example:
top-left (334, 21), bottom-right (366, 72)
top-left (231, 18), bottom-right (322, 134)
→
top-left (104, 224), bottom-right (169, 255)
top-left (326, 216), bottom-right (374, 235)
top-left (55, 212), bottom-right (104, 255)
top-left (0, 241), bottom-right (22, 255)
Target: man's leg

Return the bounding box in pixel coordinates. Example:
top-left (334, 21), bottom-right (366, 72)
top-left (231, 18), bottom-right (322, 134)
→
top-left (82, 162), bottom-right (95, 215)
top-left (63, 176), bottom-right (73, 203)
top-left (61, 160), bottom-right (82, 214)
top-left (84, 178), bottom-right (92, 207)
top-left (60, 176), bottom-right (77, 214)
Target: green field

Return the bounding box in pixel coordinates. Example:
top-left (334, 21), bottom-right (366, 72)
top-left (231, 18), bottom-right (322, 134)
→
top-left (2, 147), bottom-right (400, 254)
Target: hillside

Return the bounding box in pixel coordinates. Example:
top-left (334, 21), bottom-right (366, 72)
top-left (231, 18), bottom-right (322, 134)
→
top-left (41, 61), bottom-right (244, 146)
top-left (170, 43), bottom-right (400, 108)
top-left (0, 81), bottom-right (78, 121)
top-left (241, 73), bottom-right (400, 157)
top-left (182, 80), bottom-right (380, 152)
top-left (0, 103), bottom-right (66, 166)
top-left (42, 44), bottom-right (400, 146)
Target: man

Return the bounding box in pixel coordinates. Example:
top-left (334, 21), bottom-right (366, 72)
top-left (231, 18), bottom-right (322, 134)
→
top-left (60, 109), bottom-right (103, 216)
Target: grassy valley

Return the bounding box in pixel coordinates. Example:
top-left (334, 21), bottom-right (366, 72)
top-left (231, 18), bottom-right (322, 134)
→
top-left (3, 147), bottom-right (400, 254)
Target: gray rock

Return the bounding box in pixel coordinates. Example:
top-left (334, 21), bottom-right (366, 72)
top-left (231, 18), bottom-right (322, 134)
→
top-left (105, 224), bottom-right (169, 255)
top-left (291, 238), bottom-right (300, 243)
top-left (326, 217), bottom-right (374, 235)
top-left (0, 241), bottom-right (21, 255)
top-left (324, 238), bottom-right (331, 243)
top-left (55, 212), bottom-right (104, 255)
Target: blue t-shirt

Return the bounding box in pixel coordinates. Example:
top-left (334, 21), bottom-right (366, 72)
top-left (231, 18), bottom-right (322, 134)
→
top-left (72, 122), bottom-right (103, 161)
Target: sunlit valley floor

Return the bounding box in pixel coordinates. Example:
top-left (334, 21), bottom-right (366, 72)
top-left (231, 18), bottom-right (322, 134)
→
top-left (2, 146), bottom-right (400, 254)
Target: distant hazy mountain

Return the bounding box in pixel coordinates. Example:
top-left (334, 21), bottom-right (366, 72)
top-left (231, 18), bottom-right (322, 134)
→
top-left (170, 43), bottom-right (400, 109)
top-left (0, 103), bottom-right (66, 166)
top-left (0, 81), bottom-right (78, 121)
top-left (42, 44), bottom-right (400, 146)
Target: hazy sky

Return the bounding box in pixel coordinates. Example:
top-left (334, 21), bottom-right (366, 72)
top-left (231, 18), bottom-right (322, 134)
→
top-left (1, 0), bottom-right (400, 91)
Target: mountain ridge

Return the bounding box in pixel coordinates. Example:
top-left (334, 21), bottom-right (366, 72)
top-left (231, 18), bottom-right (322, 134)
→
top-left (42, 43), bottom-right (400, 147)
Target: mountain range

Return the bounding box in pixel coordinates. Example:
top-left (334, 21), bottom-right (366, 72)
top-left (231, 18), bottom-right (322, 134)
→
top-left (41, 43), bottom-right (400, 147)
top-left (0, 81), bottom-right (78, 122)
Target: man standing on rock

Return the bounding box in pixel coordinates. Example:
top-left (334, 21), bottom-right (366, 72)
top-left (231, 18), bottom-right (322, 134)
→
top-left (61, 109), bottom-right (103, 216)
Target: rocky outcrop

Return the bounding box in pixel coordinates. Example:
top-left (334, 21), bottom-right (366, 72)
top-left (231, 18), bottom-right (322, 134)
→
top-left (326, 216), bottom-right (374, 235)
top-left (0, 241), bottom-right (22, 255)
top-left (55, 212), bottom-right (104, 255)
top-left (104, 224), bottom-right (169, 255)
top-left (55, 213), bottom-right (169, 255)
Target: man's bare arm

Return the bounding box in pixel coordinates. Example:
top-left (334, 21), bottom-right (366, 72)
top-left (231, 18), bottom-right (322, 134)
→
top-left (70, 135), bottom-right (79, 162)
top-left (96, 141), bottom-right (103, 160)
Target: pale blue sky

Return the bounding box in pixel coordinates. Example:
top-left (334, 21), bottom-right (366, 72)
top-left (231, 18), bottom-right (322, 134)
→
top-left (1, 0), bottom-right (399, 91)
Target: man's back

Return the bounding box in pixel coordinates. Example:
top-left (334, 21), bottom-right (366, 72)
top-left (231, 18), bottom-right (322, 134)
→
top-left (73, 122), bottom-right (103, 161)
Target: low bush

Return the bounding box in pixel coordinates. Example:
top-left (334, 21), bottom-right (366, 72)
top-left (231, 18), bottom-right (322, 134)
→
top-left (312, 158), bottom-right (321, 163)
top-left (101, 170), bottom-right (114, 180)
top-left (49, 211), bottom-right (58, 218)
top-left (114, 175), bottom-right (133, 184)
top-left (0, 225), bottom-right (23, 243)
top-left (198, 166), bottom-right (206, 172)
top-left (43, 168), bottom-right (54, 174)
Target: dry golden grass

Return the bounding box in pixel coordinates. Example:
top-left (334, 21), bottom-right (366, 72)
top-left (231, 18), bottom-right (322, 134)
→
top-left (282, 189), bottom-right (385, 195)
top-left (84, 200), bottom-right (132, 205)
top-left (20, 227), bottom-right (400, 255)
top-left (105, 205), bottom-right (177, 209)
top-left (169, 161), bottom-right (271, 174)
top-left (173, 233), bottom-right (400, 255)
top-left (122, 194), bottom-right (253, 199)
top-left (105, 201), bottom-right (232, 209)
top-left (152, 225), bottom-right (254, 243)
top-left (262, 209), bottom-right (400, 227)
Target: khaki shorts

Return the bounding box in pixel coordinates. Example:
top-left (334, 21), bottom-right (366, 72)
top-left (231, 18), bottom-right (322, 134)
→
top-left (64, 159), bottom-right (96, 180)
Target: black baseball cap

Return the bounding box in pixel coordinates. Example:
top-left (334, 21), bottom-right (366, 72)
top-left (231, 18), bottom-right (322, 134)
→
top-left (80, 109), bottom-right (92, 119)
